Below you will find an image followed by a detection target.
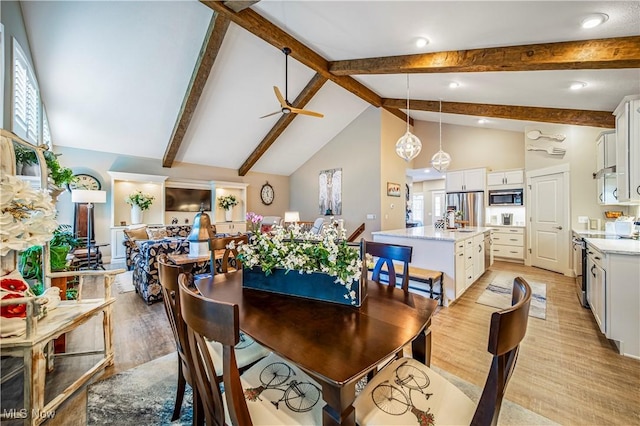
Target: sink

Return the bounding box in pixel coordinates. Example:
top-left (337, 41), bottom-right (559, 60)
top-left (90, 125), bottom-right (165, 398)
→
top-left (456, 229), bottom-right (474, 233)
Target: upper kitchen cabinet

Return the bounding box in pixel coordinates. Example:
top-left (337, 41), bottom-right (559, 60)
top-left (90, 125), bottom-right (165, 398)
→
top-left (487, 169), bottom-right (524, 188)
top-left (595, 130), bottom-right (618, 205)
top-left (445, 168), bottom-right (486, 193)
top-left (614, 95), bottom-right (640, 203)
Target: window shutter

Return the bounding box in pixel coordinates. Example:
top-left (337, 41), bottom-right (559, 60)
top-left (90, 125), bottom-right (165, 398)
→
top-left (12, 39), bottom-right (40, 144)
top-left (43, 108), bottom-right (51, 147)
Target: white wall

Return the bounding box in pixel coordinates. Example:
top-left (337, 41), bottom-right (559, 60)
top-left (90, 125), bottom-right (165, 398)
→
top-left (289, 106), bottom-right (382, 241)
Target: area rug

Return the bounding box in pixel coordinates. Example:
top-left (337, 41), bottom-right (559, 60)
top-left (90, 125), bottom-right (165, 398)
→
top-left (87, 352), bottom-right (556, 425)
top-left (476, 273), bottom-right (547, 319)
top-left (114, 270), bottom-right (135, 294)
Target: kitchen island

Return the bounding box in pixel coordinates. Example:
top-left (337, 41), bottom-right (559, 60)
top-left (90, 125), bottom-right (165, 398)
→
top-left (372, 226), bottom-right (493, 306)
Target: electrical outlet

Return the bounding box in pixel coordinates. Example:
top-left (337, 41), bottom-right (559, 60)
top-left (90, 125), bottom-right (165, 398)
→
top-left (366, 214), bottom-right (376, 220)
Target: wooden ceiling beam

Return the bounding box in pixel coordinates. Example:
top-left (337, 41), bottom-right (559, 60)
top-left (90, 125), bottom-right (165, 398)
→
top-left (330, 36), bottom-right (640, 75)
top-left (163, 12), bottom-right (230, 167)
top-left (200, 1), bottom-right (381, 107)
top-left (239, 73), bottom-right (328, 176)
top-left (222, 1), bottom-right (259, 13)
top-left (382, 98), bottom-right (615, 128)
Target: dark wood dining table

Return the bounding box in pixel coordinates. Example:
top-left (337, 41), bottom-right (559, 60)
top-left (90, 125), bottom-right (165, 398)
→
top-left (195, 271), bottom-right (438, 426)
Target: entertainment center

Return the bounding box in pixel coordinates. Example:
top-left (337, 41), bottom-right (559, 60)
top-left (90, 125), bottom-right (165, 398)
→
top-left (107, 171), bottom-right (248, 263)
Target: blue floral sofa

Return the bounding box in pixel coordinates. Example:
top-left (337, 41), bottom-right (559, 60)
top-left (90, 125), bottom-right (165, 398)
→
top-left (124, 225), bottom-right (210, 304)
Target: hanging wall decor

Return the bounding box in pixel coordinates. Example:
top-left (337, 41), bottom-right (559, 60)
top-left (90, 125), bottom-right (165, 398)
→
top-left (319, 168), bottom-right (342, 215)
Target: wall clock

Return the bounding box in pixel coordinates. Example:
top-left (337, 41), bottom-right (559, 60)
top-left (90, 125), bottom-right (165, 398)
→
top-left (67, 173), bottom-right (101, 191)
top-left (260, 182), bottom-right (274, 205)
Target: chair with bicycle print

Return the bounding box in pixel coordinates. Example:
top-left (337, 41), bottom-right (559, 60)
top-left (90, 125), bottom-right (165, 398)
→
top-left (178, 275), bottom-right (325, 425)
top-left (354, 277), bottom-right (532, 426)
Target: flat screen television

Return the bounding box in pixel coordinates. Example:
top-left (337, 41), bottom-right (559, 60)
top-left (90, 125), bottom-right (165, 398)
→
top-left (165, 187), bottom-right (212, 212)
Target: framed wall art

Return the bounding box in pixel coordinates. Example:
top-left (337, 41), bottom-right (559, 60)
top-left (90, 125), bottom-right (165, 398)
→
top-left (387, 182), bottom-right (401, 197)
top-left (319, 168), bottom-right (342, 215)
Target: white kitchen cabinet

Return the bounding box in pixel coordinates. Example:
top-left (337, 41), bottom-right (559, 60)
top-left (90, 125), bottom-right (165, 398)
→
top-left (614, 95), bottom-right (640, 202)
top-left (454, 240), bottom-right (466, 298)
top-left (215, 222), bottom-right (247, 234)
top-left (473, 234), bottom-right (485, 281)
top-left (586, 245), bottom-right (606, 334)
top-left (487, 169), bottom-right (524, 188)
top-left (445, 168), bottom-right (486, 192)
top-left (491, 226), bottom-right (524, 261)
top-left (596, 130), bottom-right (618, 205)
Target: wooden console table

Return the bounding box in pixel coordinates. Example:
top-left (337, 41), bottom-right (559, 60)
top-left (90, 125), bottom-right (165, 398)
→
top-left (0, 269), bottom-right (124, 426)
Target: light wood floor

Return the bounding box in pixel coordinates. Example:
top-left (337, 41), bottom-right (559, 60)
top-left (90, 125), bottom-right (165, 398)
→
top-left (5, 261), bottom-right (639, 425)
top-left (432, 261), bottom-right (640, 425)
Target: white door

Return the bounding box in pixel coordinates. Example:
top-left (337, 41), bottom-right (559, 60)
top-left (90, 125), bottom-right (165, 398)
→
top-left (530, 172), bottom-right (568, 273)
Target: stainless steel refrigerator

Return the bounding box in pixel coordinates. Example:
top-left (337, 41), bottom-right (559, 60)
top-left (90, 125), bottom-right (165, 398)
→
top-left (446, 191), bottom-right (485, 227)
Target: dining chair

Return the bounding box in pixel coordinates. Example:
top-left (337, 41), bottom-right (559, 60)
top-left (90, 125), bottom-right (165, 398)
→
top-left (177, 277), bottom-right (325, 426)
top-left (353, 277), bottom-right (532, 426)
top-left (157, 255), bottom-right (202, 423)
top-left (365, 240), bottom-right (413, 292)
top-left (208, 234), bottom-right (248, 275)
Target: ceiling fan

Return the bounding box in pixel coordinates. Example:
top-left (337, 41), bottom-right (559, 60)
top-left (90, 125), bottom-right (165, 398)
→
top-left (260, 47), bottom-right (324, 119)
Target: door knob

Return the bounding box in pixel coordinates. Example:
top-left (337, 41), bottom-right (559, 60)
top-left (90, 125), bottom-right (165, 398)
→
top-left (554, 226), bottom-right (563, 230)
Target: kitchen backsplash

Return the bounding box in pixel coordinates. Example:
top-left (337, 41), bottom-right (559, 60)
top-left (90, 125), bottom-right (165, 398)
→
top-left (486, 206), bottom-right (526, 226)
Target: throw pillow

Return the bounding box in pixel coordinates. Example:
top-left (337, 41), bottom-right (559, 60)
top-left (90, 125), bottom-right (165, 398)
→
top-left (124, 226), bottom-right (148, 241)
top-left (146, 227), bottom-right (169, 240)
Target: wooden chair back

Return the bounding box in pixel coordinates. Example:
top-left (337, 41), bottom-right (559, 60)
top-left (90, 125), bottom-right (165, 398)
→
top-left (472, 276), bottom-right (532, 426)
top-left (178, 276), bottom-right (251, 426)
top-left (208, 234), bottom-right (248, 275)
top-left (365, 241), bottom-right (412, 292)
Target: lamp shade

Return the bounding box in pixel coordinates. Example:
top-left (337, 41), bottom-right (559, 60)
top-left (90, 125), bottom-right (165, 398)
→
top-left (284, 211), bottom-right (300, 223)
top-left (71, 190), bottom-right (106, 204)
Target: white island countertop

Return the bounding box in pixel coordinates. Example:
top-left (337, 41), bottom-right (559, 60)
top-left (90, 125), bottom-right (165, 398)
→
top-left (372, 226), bottom-right (493, 242)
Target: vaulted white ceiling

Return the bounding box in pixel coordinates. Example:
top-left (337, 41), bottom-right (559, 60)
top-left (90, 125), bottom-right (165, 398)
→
top-left (20, 1), bottom-right (640, 176)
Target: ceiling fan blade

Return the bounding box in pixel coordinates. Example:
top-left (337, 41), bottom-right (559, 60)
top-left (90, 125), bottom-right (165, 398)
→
top-left (290, 107), bottom-right (324, 118)
top-left (259, 110), bottom-right (282, 119)
top-left (273, 86), bottom-right (287, 108)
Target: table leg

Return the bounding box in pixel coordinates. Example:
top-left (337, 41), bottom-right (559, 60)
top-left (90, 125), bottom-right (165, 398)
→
top-left (411, 324), bottom-right (432, 367)
top-left (320, 381), bottom-right (356, 426)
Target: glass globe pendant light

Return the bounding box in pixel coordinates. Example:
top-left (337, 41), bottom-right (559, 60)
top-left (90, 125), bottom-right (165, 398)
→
top-left (430, 99), bottom-right (451, 172)
top-left (395, 75), bottom-right (422, 161)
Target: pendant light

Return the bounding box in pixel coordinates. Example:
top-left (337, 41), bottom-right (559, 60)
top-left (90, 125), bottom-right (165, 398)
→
top-left (395, 75), bottom-right (422, 161)
top-left (430, 99), bottom-right (451, 172)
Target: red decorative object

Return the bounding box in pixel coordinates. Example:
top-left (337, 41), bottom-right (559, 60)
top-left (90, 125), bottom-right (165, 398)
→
top-left (1, 293), bottom-right (27, 318)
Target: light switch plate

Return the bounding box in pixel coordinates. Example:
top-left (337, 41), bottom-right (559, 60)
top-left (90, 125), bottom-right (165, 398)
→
top-left (578, 216), bottom-right (589, 224)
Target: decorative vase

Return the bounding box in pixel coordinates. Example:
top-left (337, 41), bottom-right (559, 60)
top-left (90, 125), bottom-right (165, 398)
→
top-left (242, 267), bottom-right (366, 307)
top-left (225, 208), bottom-right (233, 222)
top-left (131, 205), bottom-right (143, 225)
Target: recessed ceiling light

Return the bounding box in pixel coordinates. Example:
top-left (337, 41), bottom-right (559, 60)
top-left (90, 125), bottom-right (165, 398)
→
top-left (449, 82), bottom-right (460, 89)
top-left (581, 13), bottom-right (609, 29)
top-left (415, 38), bottom-right (429, 48)
top-left (570, 81), bottom-right (587, 90)
top-left (478, 119), bottom-right (488, 124)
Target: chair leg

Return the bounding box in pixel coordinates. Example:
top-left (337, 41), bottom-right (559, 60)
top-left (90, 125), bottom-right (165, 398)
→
top-left (171, 360), bottom-right (186, 421)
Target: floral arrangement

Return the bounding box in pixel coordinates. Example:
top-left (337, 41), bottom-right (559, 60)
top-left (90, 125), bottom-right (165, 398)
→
top-left (246, 211), bottom-right (263, 233)
top-left (125, 190), bottom-right (155, 211)
top-left (0, 171), bottom-right (58, 256)
top-left (218, 194), bottom-right (238, 210)
top-left (237, 219), bottom-right (363, 303)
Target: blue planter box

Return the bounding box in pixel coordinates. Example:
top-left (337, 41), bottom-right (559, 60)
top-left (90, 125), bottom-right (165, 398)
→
top-left (242, 267), bottom-right (366, 307)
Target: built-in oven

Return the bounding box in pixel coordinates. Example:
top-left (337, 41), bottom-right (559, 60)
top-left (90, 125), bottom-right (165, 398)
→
top-left (488, 189), bottom-right (524, 206)
top-left (572, 234), bottom-right (588, 308)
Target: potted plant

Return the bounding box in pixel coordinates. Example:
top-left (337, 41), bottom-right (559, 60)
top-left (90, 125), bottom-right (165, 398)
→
top-left (13, 143), bottom-right (39, 175)
top-left (125, 190), bottom-right (155, 225)
top-left (218, 195), bottom-right (238, 222)
top-left (18, 225), bottom-right (81, 296)
top-left (42, 150), bottom-right (75, 188)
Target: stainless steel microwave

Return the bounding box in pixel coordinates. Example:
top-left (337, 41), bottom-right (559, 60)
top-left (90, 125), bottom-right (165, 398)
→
top-left (488, 189), bottom-right (523, 206)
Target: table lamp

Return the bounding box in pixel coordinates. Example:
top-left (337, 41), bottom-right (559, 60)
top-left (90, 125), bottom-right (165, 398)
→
top-left (284, 211), bottom-right (300, 225)
top-left (187, 210), bottom-right (215, 257)
top-left (71, 189), bottom-right (107, 269)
